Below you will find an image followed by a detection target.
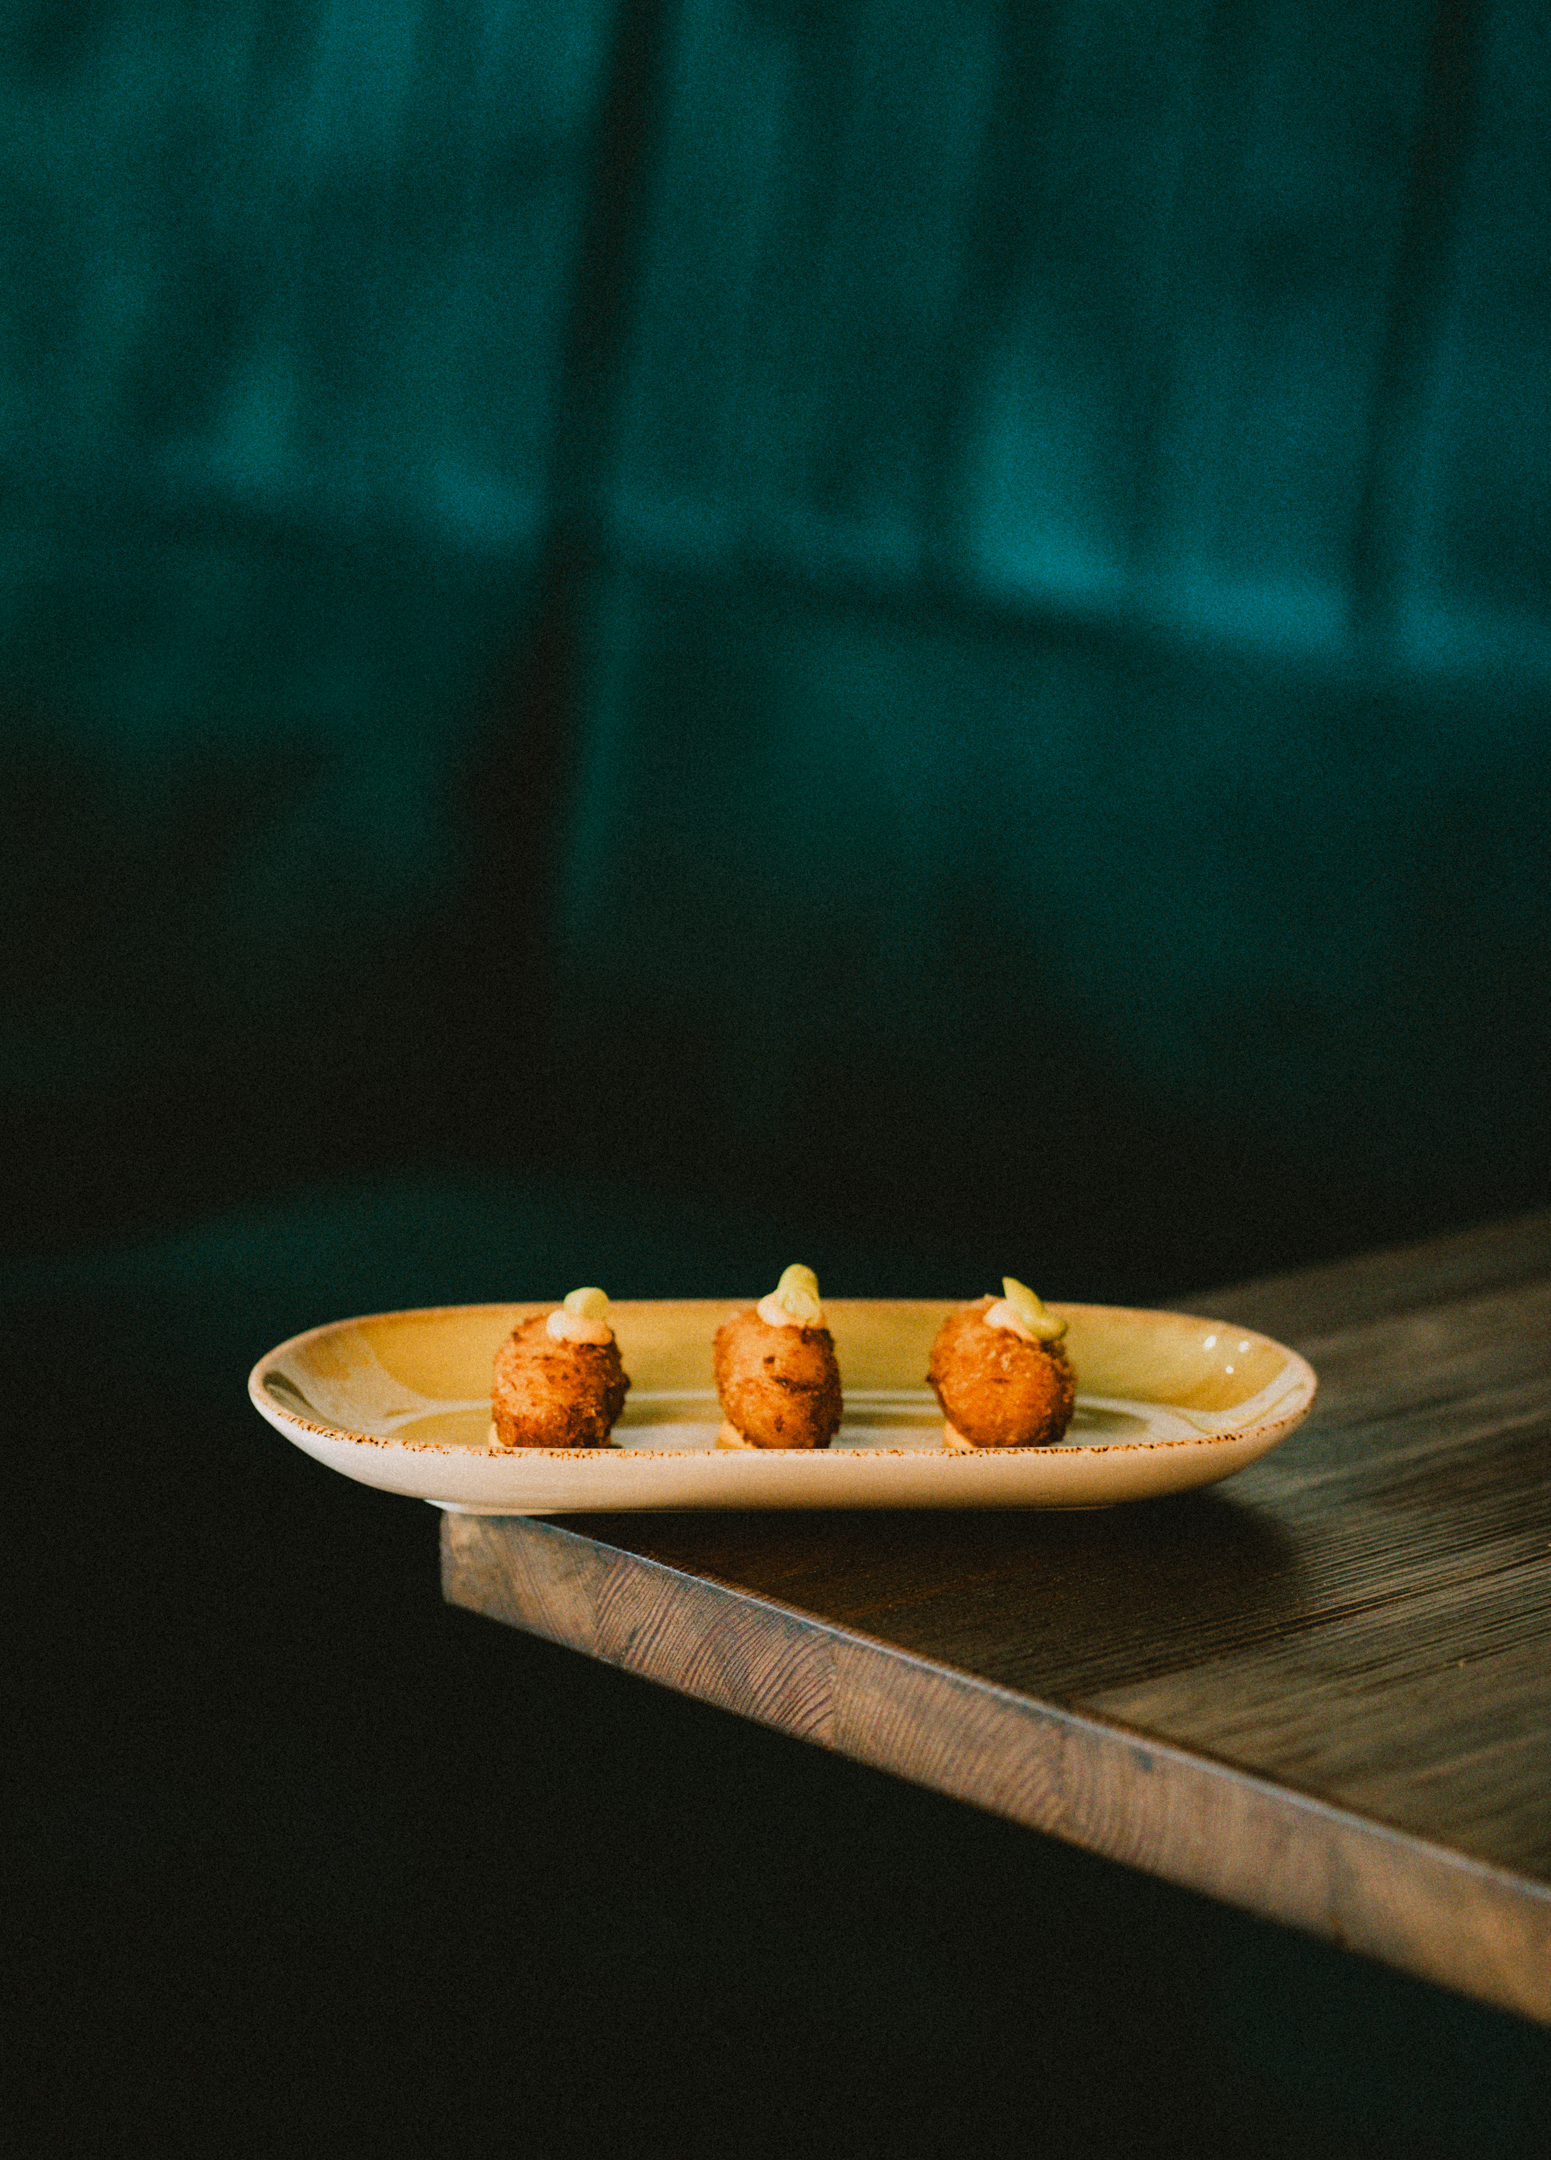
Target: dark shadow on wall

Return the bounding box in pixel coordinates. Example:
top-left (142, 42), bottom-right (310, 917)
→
top-left (16, 573), bottom-right (1546, 1300)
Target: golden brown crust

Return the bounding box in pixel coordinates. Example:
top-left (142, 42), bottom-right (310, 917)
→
top-left (712, 1308), bottom-right (842, 1449)
top-left (926, 1295), bottom-right (1076, 1448)
top-left (491, 1313), bottom-right (629, 1448)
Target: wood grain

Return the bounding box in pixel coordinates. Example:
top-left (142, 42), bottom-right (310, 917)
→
top-left (442, 1210), bottom-right (1551, 2025)
top-left (1201, 1206), bottom-right (1551, 1339)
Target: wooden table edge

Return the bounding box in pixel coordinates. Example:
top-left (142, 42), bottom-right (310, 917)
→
top-left (440, 1510), bottom-right (1551, 2027)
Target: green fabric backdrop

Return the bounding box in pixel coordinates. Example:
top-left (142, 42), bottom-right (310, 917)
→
top-left (5, 0), bottom-right (1549, 1280)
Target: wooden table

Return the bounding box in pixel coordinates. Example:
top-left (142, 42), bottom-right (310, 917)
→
top-left (442, 1212), bottom-right (1551, 2025)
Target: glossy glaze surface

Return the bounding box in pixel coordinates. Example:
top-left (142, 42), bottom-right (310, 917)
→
top-left (249, 1299), bottom-right (1316, 1511)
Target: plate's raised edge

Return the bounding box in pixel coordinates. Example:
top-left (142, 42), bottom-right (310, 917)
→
top-left (246, 1302), bottom-right (1318, 1461)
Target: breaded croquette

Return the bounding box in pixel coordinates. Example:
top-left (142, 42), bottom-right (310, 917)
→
top-left (927, 1279), bottom-right (1075, 1449)
top-left (712, 1264), bottom-right (842, 1449)
top-left (491, 1286), bottom-right (629, 1448)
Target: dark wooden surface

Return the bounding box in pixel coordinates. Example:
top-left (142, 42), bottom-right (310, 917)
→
top-left (443, 1211), bottom-right (1551, 2024)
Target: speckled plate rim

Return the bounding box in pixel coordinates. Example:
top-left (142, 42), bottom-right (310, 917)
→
top-left (248, 1300), bottom-right (1317, 1512)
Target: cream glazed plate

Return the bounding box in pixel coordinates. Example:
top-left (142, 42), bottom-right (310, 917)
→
top-left (248, 1299), bottom-right (1316, 1512)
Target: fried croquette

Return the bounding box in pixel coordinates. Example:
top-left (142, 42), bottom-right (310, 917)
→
top-left (712, 1263), bottom-right (842, 1449)
top-left (491, 1287), bottom-right (629, 1448)
top-left (927, 1281), bottom-right (1075, 1449)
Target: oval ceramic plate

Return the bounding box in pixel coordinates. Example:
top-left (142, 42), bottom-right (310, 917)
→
top-left (249, 1299), bottom-right (1316, 1512)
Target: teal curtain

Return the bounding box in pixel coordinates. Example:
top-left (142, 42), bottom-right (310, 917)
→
top-left (4, 0), bottom-right (1548, 1280)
